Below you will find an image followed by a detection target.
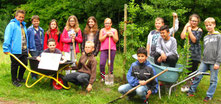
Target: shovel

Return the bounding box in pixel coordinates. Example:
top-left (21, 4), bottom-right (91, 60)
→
top-left (105, 36), bottom-right (114, 85)
top-left (107, 69), bottom-right (168, 104)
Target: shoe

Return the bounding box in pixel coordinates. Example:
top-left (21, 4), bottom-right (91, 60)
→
top-left (144, 98), bottom-right (148, 104)
top-left (100, 78), bottom-right (104, 82)
top-left (181, 85), bottom-right (190, 92)
top-left (203, 97), bottom-right (212, 102)
top-left (17, 79), bottom-right (26, 83)
top-left (12, 81), bottom-right (22, 87)
top-left (187, 92), bottom-right (194, 97)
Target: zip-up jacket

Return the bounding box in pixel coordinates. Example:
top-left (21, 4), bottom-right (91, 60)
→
top-left (203, 31), bottom-right (221, 66)
top-left (27, 25), bottom-right (44, 51)
top-left (3, 18), bottom-right (28, 54)
top-left (127, 60), bottom-right (158, 94)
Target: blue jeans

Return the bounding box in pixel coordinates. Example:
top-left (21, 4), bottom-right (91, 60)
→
top-left (188, 62), bottom-right (219, 98)
top-left (118, 83), bottom-right (148, 100)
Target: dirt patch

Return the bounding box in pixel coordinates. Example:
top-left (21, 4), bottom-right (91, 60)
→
top-left (0, 98), bottom-right (35, 104)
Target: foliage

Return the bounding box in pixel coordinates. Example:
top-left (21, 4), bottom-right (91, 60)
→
top-left (177, 32), bottom-right (192, 80)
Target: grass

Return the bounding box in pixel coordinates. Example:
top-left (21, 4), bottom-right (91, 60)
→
top-left (0, 44), bottom-right (221, 104)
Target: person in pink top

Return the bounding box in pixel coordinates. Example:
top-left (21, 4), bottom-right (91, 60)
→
top-left (99, 18), bottom-right (119, 81)
top-left (61, 15), bottom-right (82, 62)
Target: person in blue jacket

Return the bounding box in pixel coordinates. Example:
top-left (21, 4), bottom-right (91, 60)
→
top-left (118, 47), bottom-right (158, 104)
top-left (27, 15), bottom-right (44, 79)
top-left (3, 10), bottom-right (28, 87)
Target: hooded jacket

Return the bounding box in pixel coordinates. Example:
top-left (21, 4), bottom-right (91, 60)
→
top-left (27, 25), bottom-right (44, 51)
top-left (3, 18), bottom-right (28, 54)
top-left (203, 31), bottom-right (221, 65)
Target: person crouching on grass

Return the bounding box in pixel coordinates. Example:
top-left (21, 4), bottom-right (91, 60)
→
top-left (36, 38), bottom-right (67, 64)
top-left (187, 17), bottom-right (221, 102)
top-left (118, 47), bottom-right (158, 104)
top-left (63, 41), bottom-right (97, 92)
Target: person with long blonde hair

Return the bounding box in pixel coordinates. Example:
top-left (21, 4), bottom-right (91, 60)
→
top-left (61, 15), bottom-right (82, 73)
top-left (81, 16), bottom-right (100, 56)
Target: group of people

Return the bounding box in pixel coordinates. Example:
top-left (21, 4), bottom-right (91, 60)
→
top-left (2, 9), bottom-right (220, 104)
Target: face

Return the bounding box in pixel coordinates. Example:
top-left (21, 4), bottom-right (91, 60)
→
top-left (48, 42), bottom-right (56, 52)
top-left (32, 19), bottom-right (40, 27)
top-left (88, 19), bottom-right (95, 28)
top-left (155, 20), bottom-right (164, 30)
top-left (104, 19), bottom-right (112, 29)
top-left (69, 18), bottom-right (75, 27)
top-left (190, 17), bottom-right (199, 28)
top-left (85, 44), bottom-right (94, 54)
top-left (137, 53), bottom-right (147, 63)
top-left (160, 30), bottom-right (170, 40)
top-left (50, 21), bottom-right (57, 29)
top-left (205, 23), bottom-right (216, 33)
top-left (15, 13), bottom-right (25, 23)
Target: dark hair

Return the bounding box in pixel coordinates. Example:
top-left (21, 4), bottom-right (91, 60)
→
top-left (160, 25), bottom-right (169, 32)
top-left (31, 15), bottom-right (40, 21)
top-left (47, 38), bottom-right (56, 45)
top-left (137, 47), bottom-right (147, 56)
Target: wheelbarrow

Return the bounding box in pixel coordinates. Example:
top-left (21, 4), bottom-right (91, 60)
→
top-left (9, 53), bottom-right (72, 90)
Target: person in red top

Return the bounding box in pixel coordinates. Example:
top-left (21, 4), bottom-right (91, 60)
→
top-left (43, 19), bottom-right (62, 51)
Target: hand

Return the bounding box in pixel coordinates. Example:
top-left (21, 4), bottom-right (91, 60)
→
top-left (139, 80), bottom-right (146, 86)
top-left (86, 84), bottom-right (92, 92)
top-left (4, 52), bottom-right (9, 55)
top-left (72, 38), bottom-right (75, 43)
top-left (161, 53), bottom-right (167, 61)
top-left (36, 56), bottom-right (41, 61)
top-left (157, 56), bottom-right (162, 63)
top-left (107, 32), bottom-right (113, 37)
top-left (146, 90), bottom-right (152, 98)
top-left (214, 64), bottom-right (220, 70)
top-left (172, 12), bottom-right (177, 18)
top-left (59, 60), bottom-right (65, 64)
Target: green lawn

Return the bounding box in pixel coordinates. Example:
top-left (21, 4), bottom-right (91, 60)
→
top-left (0, 45), bottom-right (220, 104)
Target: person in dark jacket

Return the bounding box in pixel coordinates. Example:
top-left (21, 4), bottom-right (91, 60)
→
top-left (118, 47), bottom-right (158, 104)
top-left (63, 41), bottom-right (97, 92)
top-left (81, 16), bottom-right (100, 56)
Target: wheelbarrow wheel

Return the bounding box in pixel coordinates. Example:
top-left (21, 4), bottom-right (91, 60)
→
top-left (50, 74), bottom-right (66, 90)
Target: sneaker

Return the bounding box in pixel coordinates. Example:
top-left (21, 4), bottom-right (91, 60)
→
top-left (17, 79), bottom-right (26, 83)
top-left (144, 98), bottom-right (148, 104)
top-left (187, 92), bottom-right (194, 97)
top-left (181, 85), bottom-right (190, 92)
top-left (203, 97), bottom-right (212, 102)
top-left (12, 81), bottom-right (22, 87)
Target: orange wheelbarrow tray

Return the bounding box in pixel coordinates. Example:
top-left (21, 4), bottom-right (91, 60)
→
top-left (9, 53), bottom-right (72, 90)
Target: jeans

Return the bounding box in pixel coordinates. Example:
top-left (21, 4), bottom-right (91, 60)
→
top-left (63, 72), bottom-right (90, 86)
top-left (118, 83), bottom-right (148, 100)
top-left (154, 53), bottom-right (178, 67)
top-left (188, 62), bottom-right (219, 98)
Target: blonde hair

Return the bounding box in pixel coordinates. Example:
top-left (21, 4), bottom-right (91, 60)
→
top-left (204, 17), bottom-right (216, 25)
top-left (155, 17), bottom-right (164, 23)
top-left (65, 15), bottom-right (80, 32)
top-left (15, 10), bottom-right (25, 16)
top-left (189, 14), bottom-right (200, 23)
top-left (104, 18), bottom-right (112, 23)
top-left (85, 41), bottom-right (95, 48)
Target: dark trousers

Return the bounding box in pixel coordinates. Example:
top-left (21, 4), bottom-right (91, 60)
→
top-left (100, 50), bottom-right (116, 79)
top-left (30, 51), bottom-right (42, 78)
top-left (63, 72), bottom-right (90, 86)
top-left (10, 50), bottom-right (28, 82)
top-left (188, 60), bottom-right (200, 74)
top-left (154, 53), bottom-right (178, 67)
